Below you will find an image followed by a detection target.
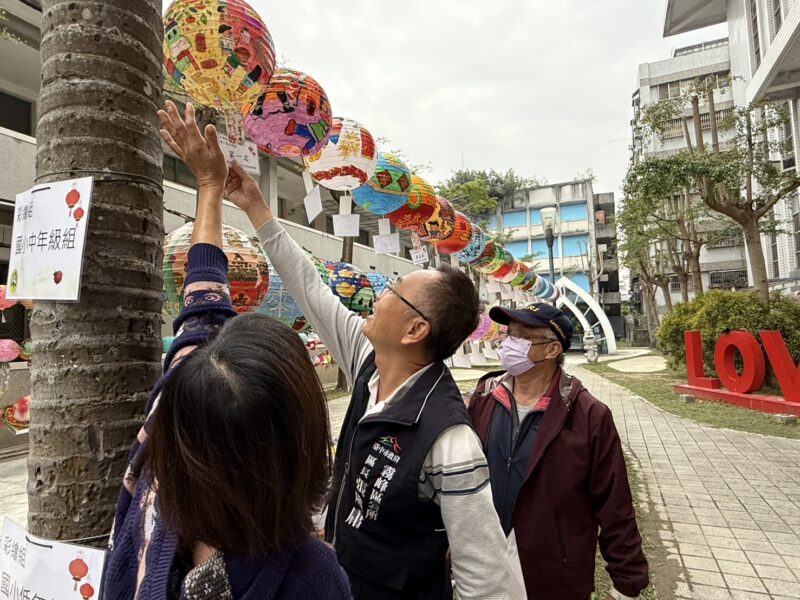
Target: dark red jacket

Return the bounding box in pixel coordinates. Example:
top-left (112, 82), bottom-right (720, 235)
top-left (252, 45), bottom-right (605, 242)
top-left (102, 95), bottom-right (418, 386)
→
top-left (468, 369), bottom-right (649, 599)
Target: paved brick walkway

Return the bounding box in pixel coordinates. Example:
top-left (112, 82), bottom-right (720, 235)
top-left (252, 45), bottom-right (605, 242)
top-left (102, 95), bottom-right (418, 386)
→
top-left (573, 364), bottom-right (800, 600)
top-left (3, 361), bottom-right (800, 599)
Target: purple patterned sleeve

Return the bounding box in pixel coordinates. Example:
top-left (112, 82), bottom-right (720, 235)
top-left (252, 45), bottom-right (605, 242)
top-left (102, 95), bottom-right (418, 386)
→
top-left (163, 243), bottom-right (237, 374)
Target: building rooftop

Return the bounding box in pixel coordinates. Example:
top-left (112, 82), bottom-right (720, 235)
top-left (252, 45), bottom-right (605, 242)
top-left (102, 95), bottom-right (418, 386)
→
top-left (673, 37), bottom-right (728, 57)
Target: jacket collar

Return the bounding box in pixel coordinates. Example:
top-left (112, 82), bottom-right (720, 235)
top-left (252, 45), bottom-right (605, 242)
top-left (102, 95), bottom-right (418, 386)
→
top-left (225, 547), bottom-right (293, 600)
top-left (361, 361), bottom-right (451, 427)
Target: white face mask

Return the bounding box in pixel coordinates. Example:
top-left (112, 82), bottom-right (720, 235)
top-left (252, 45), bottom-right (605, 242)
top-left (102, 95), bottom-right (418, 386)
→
top-left (498, 335), bottom-right (535, 376)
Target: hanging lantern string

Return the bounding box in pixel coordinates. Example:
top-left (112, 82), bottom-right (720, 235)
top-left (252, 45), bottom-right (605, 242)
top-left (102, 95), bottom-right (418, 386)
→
top-left (35, 170), bottom-right (164, 191)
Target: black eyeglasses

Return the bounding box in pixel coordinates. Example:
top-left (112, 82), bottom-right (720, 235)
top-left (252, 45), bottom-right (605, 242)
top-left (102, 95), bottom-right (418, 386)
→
top-left (384, 279), bottom-right (430, 323)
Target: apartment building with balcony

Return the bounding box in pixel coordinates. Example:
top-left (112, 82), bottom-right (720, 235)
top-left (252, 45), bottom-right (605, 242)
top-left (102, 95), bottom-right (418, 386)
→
top-left (484, 179), bottom-right (624, 337)
top-left (663, 0), bottom-right (800, 293)
top-left (630, 36), bottom-right (750, 309)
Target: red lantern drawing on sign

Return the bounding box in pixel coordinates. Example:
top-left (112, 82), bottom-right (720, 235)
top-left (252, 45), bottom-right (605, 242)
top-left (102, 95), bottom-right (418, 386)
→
top-left (66, 187), bottom-right (80, 218)
top-left (74, 206), bottom-right (85, 223)
top-left (80, 582), bottom-right (95, 599)
top-left (69, 553), bottom-right (89, 590)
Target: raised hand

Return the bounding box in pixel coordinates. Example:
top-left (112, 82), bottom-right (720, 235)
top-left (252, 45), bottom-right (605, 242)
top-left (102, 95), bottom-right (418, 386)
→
top-left (158, 101), bottom-right (228, 191)
top-left (226, 163), bottom-right (273, 229)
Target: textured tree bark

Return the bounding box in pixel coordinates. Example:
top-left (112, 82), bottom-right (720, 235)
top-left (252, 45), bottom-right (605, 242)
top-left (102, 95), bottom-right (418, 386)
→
top-left (28, 0), bottom-right (164, 540)
top-left (743, 219), bottom-right (771, 303)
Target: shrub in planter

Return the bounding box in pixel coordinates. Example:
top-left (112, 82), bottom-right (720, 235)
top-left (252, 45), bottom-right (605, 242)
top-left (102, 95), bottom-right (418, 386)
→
top-left (657, 290), bottom-right (800, 377)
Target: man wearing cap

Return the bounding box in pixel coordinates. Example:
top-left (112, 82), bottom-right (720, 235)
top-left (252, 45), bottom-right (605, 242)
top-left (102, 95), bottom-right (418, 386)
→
top-left (467, 303), bottom-right (649, 600)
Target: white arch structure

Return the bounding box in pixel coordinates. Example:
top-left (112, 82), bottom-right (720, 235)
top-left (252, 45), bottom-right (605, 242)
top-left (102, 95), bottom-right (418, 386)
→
top-left (554, 276), bottom-right (618, 355)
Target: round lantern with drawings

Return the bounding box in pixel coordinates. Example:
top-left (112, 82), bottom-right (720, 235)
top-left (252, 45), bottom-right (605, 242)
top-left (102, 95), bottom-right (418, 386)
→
top-left (352, 152), bottom-right (412, 216)
top-left (256, 262), bottom-right (310, 333)
top-left (324, 262), bottom-right (375, 316)
top-left (162, 0), bottom-right (276, 113)
top-left (0, 339), bottom-right (20, 363)
top-left (365, 272), bottom-right (389, 297)
top-left (468, 310), bottom-right (493, 342)
top-left (162, 223), bottom-right (269, 318)
top-left (419, 197), bottom-right (456, 242)
top-left (509, 262), bottom-right (530, 287)
top-left (455, 225), bottom-right (488, 265)
top-left (245, 68), bottom-right (333, 157)
top-left (387, 175), bottom-right (437, 231)
top-left (304, 117), bottom-right (378, 191)
top-left (431, 211), bottom-right (472, 255)
top-left (490, 251), bottom-right (516, 280)
top-left (473, 241), bottom-right (507, 275)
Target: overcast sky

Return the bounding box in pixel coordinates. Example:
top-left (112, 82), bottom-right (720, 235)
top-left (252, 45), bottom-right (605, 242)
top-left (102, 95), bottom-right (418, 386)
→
top-left (229, 1), bottom-right (727, 197)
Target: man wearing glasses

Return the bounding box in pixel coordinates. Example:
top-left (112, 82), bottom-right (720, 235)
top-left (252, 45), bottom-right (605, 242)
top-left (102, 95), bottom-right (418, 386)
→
top-left (224, 164), bottom-right (508, 599)
top-left (467, 303), bottom-right (649, 600)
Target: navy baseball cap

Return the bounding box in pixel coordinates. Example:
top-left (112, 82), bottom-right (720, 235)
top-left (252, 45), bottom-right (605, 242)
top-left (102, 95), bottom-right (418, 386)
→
top-left (489, 303), bottom-right (574, 350)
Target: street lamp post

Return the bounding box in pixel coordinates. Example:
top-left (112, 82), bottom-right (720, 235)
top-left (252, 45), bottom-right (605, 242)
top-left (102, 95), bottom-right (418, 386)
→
top-left (541, 206), bottom-right (557, 305)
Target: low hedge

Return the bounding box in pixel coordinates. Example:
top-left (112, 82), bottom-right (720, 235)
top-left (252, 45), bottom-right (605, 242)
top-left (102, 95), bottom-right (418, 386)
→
top-left (657, 290), bottom-right (800, 376)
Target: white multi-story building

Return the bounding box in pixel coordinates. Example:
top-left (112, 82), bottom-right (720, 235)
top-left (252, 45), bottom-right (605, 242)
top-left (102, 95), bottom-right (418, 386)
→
top-left (483, 180), bottom-right (625, 338)
top-left (663, 0), bottom-right (800, 292)
top-left (630, 37), bottom-right (750, 309)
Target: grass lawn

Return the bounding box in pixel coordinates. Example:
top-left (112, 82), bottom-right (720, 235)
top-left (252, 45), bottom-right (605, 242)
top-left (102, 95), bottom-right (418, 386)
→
top-left (582, 360), bottom-right (800, 440)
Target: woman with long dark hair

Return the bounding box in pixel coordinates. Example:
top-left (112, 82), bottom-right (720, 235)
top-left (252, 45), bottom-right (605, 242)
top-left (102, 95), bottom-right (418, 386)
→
top-left (102, 101), bottom-right (350, 599)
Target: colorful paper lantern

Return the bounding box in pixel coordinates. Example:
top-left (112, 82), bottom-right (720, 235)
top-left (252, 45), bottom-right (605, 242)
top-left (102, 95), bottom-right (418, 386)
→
top-left (3, 394), bottom-right (29, 433)
top-left (496, 259), bottom-right (523, 284)
top-left (387, 175), bottom-right (437, 231)
top-left (0, 286), bottom-right (17, 312)
top-left (455, 226), bottom-right (488, 265)
top-left (304, 117), bottom-right (378, 191)
top-left (257, 263), bottom-right (310, 332)
top-left (244, 68), bottom-right (333, 157)
top-left (468, 311), bottom-right (492, 342)
top-left (80, 583), bottom-right (95, 600)
top-left (18, 339), bottom-right (32, 362)
top-left (0, 340), bottom-right (20, 363)
top-left (491, 251), bottom-right (516, 280)
top-left (162, 223), bottom-right (269, 318)
top-left (352, 152), bottom-right (412, 216)
top-left (163, 0), bottom-right (276, 112)
top-left (474, 242), bottom-right (507, 275)
top-left (432, 211), bottom-right (473, 255)
top-left (419, 197), bottom-right (456, 241)
top-left (324, 262), bottom-right (375, 316)
top-left (509, 263), bottom-right (530, 287)
top-left (365, 272), bottom-right (389, 297)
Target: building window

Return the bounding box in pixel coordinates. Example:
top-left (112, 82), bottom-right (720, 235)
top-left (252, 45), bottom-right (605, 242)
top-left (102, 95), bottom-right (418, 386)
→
top-left (709, 270), bottom-right (749, 289)
top-left (661, 109), bottom-right (732, 140)
top-left (0, 91), bottom-right (33, 136)
top-left (751, 0), bottom-right (761, 68)
top-left (668, 275), bottom-right (693, 292)
top-left (771, 232), bottom-right (780, 278)
top-left (656, 72), bottom-right (730, 102)
top-left (794, 211), bottom-right (800, 268)
top-left (774, 0), bottom-right (783, 33)
top-left (707, 229), bottom-right (744, 248)
top-left (783, 103), bottom-right (795, 170)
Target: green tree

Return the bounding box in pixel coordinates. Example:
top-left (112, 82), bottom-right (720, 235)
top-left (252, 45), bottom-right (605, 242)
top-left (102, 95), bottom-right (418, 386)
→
top-left (638, 76), bottom-right (800, 302)
top-left (28, 0), bottom-right (165, 539)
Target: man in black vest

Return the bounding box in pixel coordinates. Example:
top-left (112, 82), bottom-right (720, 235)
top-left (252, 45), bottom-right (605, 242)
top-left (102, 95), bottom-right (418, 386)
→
top-left (226, 163), bottom-right (508, 599)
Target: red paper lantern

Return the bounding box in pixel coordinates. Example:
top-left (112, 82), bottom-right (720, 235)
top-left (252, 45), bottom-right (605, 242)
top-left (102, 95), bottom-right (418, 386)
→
top-left (388, 175), bottom-right (437, 231)
top-left (431, 211), bottom-right (473, 255)
top-left (80, 583), bottom-right (95, 599)
top-left (69, 556), bottom-right (89, 590)
top-left (419, 197), bottom-right (455, 241)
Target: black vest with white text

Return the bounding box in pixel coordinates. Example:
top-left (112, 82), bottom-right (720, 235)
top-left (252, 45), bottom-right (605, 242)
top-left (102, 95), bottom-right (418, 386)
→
top-left (325, 353), bottom-right (471, 599)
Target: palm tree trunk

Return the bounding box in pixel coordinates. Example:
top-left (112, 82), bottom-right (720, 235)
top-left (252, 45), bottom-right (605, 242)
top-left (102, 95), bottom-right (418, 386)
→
top-left (28, 0), bottom-right (165, 540)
